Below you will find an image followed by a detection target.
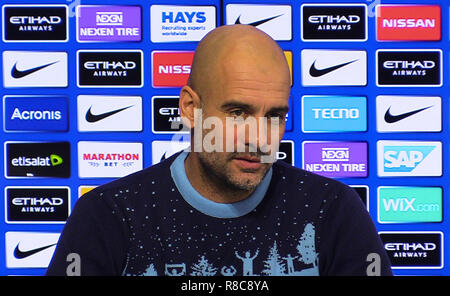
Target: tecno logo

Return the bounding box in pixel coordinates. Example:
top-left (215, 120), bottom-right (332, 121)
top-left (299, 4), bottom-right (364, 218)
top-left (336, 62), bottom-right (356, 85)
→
top-left (376, 5), bottom-right (441, 41)
top-left (301, 4), bottom-right (367, 41)
top-left (152, 51), bottom-right (194, 87)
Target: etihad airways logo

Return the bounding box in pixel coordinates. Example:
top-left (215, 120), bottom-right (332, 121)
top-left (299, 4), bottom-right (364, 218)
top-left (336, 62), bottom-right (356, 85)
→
top-left (226, 4), bottom-right (292, 41)
top-left (78, 141), bottom-right (143, 178)
top-left (376, 5), bottom-right (441, 41)
top-left (2, 5), bottom-right (68, 42)
top-left (301, 4), bottom-right (367, 41)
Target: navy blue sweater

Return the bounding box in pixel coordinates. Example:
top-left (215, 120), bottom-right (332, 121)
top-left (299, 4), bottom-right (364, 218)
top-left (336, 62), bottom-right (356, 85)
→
top-left (46, 151), bottom-right (392, 276)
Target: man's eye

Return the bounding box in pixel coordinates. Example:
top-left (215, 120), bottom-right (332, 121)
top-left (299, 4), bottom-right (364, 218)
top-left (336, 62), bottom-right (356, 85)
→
top-left (230, 110), bottom-right (245, 117)
top-left (268, 113), bottom-right (286, 120)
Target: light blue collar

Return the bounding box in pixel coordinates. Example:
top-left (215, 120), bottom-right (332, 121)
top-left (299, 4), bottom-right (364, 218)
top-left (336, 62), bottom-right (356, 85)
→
top-left (170, 151), bottom-right (272, 218)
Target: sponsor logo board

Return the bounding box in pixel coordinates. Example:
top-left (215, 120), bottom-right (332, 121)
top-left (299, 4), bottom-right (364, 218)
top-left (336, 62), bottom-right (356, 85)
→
top-left (152, 51), bottom-right (193, 88)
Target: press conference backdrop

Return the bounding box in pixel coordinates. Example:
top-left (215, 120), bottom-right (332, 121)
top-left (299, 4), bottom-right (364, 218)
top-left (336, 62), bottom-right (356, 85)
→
top-left (0, 0), bottom-right (448, 276)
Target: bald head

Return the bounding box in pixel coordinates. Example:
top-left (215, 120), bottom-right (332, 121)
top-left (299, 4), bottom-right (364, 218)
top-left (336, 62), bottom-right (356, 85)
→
top-left (188, 24), bottom-right (290, 100)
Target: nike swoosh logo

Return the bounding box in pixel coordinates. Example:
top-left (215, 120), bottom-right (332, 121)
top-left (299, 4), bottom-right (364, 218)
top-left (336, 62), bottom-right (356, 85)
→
top-left (234, 14), bottom-right (283, 27)
top-left (14, 243), bottom-right (56, 259)
top-left (309, 59), bottom-right (358, 77)
top-left (85, 105), bottom-right (133, 123)
top-left (11, 61), bottom-right (58, 79)
top-left (384, 106), bottom-right (432, 123)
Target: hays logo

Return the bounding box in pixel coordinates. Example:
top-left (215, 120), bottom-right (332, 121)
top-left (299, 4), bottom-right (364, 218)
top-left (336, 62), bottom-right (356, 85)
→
top-left (152, 51), bottom-right (194, 87)
top-left (152, 96), bottom-right (185, 134)
top-left (77, 50), bottom-right (143, 87)
top-left (3, 95), bottom-right (68, 132)
top-left (77, 5), bottom-right (141, 42)
top-left (150, 5), bottom-right (216, 42)
top-left (377, 49), bottom-right (442, 87)
top-left (5, 186), bottom-right (70, 224)
top-left (302, 141), bottom-right (367, 178)
top-left (78, 141), bottom-right (143, 178)
top-left (2, 4), bottom-right (68, 42)
top-left (226, 4), bottom-right (292, 41)
top-left (378, 187), bottom-right (442, 224)
top-left (301, 49), bottom-right (366, 86)
top-left (376, 96), bottom-right (441, 132)
top-left (376, 5), bottom-right (441, 41)
top-left (5, 141), bottom-right (70, 178)
top-left (377, 141), bottom-right (442, 177)
top-left (3, 51), bottom-right (67, 88)
top-left (301, 4), bottom-right (367, 41)
top-left (302, 95), bottom-right (367, 133)
top-left (379, 231), bottom-right (443, 269)
top-left (5, 231), bottom-right (60, 268)
top-left (77, 95), bottom-right (142, 132)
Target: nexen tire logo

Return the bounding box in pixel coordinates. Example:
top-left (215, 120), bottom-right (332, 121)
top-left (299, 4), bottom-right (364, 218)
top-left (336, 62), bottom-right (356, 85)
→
top-left (377, 141), bottom-right (442, 177)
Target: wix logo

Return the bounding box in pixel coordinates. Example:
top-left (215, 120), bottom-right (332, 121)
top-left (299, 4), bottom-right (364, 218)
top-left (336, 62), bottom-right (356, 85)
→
top-left (77, 95), bottom-right (142, 132)
top-left (226, 4), bottom-right (292, 41)
top-left (376, 96), bottom-right (441, 132)
top-left (301, 4), bottom-right (367, 41)
top-left (377, 141), bottom-right (442, 177)
top-left (3, 51), bottom-right (67, 88)
top-left (301, 50), bottom-right (367, 86)
top-left (376, 49), bottom-right (442, 87)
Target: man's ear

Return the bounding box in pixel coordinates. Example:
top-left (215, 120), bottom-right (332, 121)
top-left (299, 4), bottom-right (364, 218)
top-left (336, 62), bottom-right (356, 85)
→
top-left (179, 85), bottom-right (201, 129)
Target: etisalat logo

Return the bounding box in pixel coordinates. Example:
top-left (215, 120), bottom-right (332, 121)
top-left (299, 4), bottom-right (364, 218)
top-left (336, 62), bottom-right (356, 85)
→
top-left (11, 154), bottom-right (63, 167)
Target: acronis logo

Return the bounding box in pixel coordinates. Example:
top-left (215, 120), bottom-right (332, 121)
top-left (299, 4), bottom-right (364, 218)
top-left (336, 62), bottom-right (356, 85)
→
top-left (161, 11), bottom-right (206, 23)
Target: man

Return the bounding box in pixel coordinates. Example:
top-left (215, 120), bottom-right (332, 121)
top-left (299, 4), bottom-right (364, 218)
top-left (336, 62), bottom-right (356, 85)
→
top-left (46, 25), bottom-right (392, 276)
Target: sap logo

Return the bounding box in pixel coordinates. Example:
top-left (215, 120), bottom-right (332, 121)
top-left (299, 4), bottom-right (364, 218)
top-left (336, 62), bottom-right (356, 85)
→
top-left (158, 65), bottom-right (191, 74)
top-left (384, 243), bottom-right (436, 252)
top-left (96, 12), bottom-right (123, 26)
top-left (383, 61), bottom-right (435, 69)
top-left (84, 61), bottom-right (136, 70)
top-left (9, 16), bottom-right (62, 25)
top-left (382, 198), bottom-right (415, 212)
top-left (308, 15), bottom-right (360, 24)
top-left (161, 11), bottom-right (206, 23)
top-left (322, 148), bottom-right (349, 162)
top-left (383, 148), bottom-right (434, 171)
top-left (382, 18), bottom-right (435, 28)
top-left (11, 108), bottom-right (61, 121)
top-left (12, 197), bottom-right (64, 206)
top-left (312, 108), bottom-right (359, 119)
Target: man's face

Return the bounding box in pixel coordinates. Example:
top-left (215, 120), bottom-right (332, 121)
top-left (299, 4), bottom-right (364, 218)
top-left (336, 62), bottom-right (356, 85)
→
top-left (195, 62), bottom-right (290, 192)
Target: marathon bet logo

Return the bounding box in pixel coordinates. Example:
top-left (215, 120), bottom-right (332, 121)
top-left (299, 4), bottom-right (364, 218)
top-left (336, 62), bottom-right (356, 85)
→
top-left (378, 187), bottom-right (442, 223)
top-left (301, 4), bottom-right (367, 41)
top-left (5, 141), bottom-right (70, 178)
top-left (5, 186), bottom-right (70, 223)
top-left (376, 49), bottom-right (442, 87)
top-left (150, 5), bottom-right (216, 42)
top-left (2, 4), bottom-right (68, 42)
top-left (78, 141), bottom-right (143, 178)
top-left (377, 141), bottom-right (442, 177)
top-left (77, 50), bottom-right (143, 87)
top-left (379, 232), bottom-right (443, 269)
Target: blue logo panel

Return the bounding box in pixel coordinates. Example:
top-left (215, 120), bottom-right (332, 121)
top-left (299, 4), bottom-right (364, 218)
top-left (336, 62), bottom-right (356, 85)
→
top-left (302, 96), bottom-right (367, 133)
top-left (4, 96), bottom-right (68, 132)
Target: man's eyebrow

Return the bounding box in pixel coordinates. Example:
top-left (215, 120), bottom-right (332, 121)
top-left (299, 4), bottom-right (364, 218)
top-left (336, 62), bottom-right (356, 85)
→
top-left (220, 101), bottom-right (255, 111)
top-left (267, 106), bottom-right (289, 115)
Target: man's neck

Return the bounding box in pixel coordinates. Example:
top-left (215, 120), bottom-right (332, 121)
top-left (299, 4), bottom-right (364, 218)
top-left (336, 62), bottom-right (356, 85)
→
top-left (184, 152), bottom-right (253, 203)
